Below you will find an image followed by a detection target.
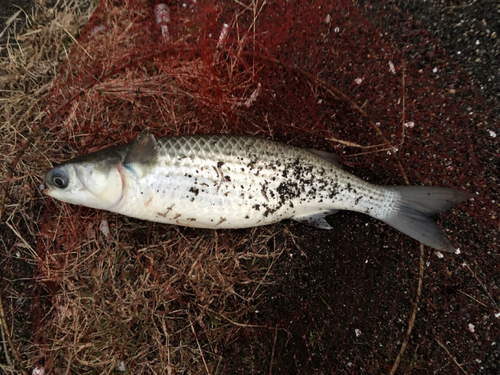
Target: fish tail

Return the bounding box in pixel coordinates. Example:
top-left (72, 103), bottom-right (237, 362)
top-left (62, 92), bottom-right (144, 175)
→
top-left (379, 186), bottom-right (469, 253)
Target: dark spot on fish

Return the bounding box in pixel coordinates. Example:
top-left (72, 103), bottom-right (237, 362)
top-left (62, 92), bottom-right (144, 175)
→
top-left (253, 204), bottom-right (260, 211)
top-left (224, 175), bottom-right (231, 182)
top-left (174, 213), bottom-right (181, 219)
top-left (189, 187), bottom-right (199, 196)
top-left (245, 215), bottom-right (249, 219)
top-left (187, 218), bottom-right (196, 221)
top-left (217, 161), bottom-right (224, 168)
top-left (216, 217), bottom-right (226, 226)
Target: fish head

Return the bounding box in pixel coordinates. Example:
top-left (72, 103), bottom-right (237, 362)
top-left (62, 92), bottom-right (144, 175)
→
top-left (44, 153), bottom-right (124, 210)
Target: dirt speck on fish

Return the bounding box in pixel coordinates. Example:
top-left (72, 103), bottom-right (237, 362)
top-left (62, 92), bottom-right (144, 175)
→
top-left (44, 129), bottom-right (470, 252)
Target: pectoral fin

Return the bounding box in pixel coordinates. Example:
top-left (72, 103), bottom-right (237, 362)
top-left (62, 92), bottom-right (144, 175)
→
top-left (292, 210), bottom-right (339, 229)
top-left (123, 128), bottom-right (160, 177)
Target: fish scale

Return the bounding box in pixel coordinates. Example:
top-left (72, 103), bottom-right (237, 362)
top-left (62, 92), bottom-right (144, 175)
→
top-left (44, 130), bottom-right (469, 252)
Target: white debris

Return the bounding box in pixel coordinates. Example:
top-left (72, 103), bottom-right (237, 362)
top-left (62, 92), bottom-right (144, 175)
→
top-left (435, 251), bottom-right (444, 259)
top-left (487, 129), bottom-right (497, 138)
top-left (388, 61), bottom-right (396, 74)
top-left (355, 329), bottom-right (361, 337)
top-left (32, 367), bottom-right (45, 375)
top-left (155, 4), bottom-right (171, 41)
top-left (354, 78), bottom-right (363, 85)
top-left (468, 323), bottom-right (475, 333)
top-left (117, 361), bottom-right (126, 372)
top-left (432, 67), bottom-right (438, 73)
top-left (495, 312), bottom-right (500, 318)
top-left (404, 121), bottom-right (415, 128)
top-left (99, 219), bottom-right (110, 238)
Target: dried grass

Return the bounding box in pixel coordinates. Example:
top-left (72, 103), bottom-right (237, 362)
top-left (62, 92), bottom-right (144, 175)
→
top-left (0, 1), bottom-right (286, 373)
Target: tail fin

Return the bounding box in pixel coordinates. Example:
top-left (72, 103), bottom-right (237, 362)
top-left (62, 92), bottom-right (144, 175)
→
top-left (380, 187), bottom-right (469, 253)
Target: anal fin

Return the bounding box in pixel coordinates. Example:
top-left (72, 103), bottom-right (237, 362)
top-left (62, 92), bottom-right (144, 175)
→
top-left (292, 210), bottom-right (339, 230)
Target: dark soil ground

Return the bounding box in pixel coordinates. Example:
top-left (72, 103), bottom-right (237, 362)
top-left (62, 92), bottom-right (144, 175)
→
top-left (1, 1), bottom-right (499, 374)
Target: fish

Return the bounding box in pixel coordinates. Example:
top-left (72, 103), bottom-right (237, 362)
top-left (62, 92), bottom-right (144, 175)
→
top-left (43, 129), bottom-right (469, 252)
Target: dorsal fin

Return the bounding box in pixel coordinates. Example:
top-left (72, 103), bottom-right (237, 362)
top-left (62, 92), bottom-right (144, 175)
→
top-left (308, 149), bottom-right (341, 166)
top-left (124, 128), bottom-right (159, 166)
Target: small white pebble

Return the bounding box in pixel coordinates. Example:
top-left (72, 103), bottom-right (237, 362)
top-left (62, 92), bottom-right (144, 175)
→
top-left (455, 248), bottom-right (461, 255)
top-left (117, 361), bottom-right (126, 372)
top-left (436, 251), bottom-right (444, 259)
top-left (494, 312), bottom-right (500, 318)
top-left (457, 51), bottom-right (461, 55)
top-left (99, 219), bottom-right (110, 238)
top-left (433, 67), bottom-right (438, 73)
top-left (468, 323), bottom-right (475, 333)
top-left (33, 367), bottom-right (45, 375)
top-left (487, 130), bottom-right (497, 138)
top-left (354, 78), bottom-right (363, 85)
top-left (355, 329), bottom-right (361, 337)
top-left (334, 27), bottom-right (340, 33)
top-left (476, 40), bottom-right (480, 45)
top-left (388, 61), bottom-right (396, 74)
top-left (404, 121), bottom-right (415, 128)
top-left (39, 184), bottom-right (45, 191)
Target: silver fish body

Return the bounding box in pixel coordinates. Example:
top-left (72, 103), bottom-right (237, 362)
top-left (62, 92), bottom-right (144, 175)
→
top-left (44, 130), bottom-right (468, 252)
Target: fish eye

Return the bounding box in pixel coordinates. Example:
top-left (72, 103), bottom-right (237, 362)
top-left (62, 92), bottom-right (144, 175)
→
top-left (52, 173), bottom-right (69, 189)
